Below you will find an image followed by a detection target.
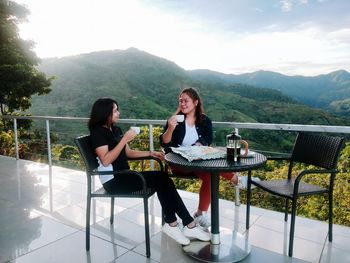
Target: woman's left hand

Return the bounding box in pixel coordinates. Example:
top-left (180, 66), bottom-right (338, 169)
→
top-left (150, 151), bottom-right (165, 160)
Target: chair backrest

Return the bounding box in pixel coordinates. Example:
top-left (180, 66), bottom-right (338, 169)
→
top-left (74, 135), bottom-right (99, 173)
top-left (291, 132), bottom-right (344, 170)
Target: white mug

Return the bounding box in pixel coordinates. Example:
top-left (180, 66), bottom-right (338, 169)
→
top-left (130, 126), bottom-right (141, 135)
top-left (176, 115), bottom-right (184, 122)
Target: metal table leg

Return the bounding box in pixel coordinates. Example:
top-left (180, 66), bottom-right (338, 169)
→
top-left (183, 172), bottom-right (251, 262)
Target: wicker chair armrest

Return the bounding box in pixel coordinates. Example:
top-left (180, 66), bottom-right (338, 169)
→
top-left (292, 168), bottom-right (337, 196)
top-left (90, 169), bottom-right (124, 176)
top-left (296, 168), bottom-right (336, 182)
top-left (267, 155), bottom-right (292, 161)
top-left (254, 150), bottom-right (291, 161)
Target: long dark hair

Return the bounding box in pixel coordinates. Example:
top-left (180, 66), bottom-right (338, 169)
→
top-left (176, 87), bottom-right (205, 125)
top-left (88, 98), bottom-right (118, 132)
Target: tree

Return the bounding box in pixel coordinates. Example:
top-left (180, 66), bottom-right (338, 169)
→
top-left (0, 0), bottom-right (53, 115)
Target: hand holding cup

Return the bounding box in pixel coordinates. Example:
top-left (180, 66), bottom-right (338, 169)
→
top-left (175, 115), bottom-right (184, 122)
top-left (130, 126), bottom-right (141, 135)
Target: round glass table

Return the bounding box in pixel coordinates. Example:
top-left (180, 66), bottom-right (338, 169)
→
top-left (165, 151), bottom-right (267, 263)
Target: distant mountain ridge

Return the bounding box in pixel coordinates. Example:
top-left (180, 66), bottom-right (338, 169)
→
top-left (29, 48), bottom-right (349, 126)
top-left (188, 69), bottom-right (350, 115)
top-left (28, 48), bottom-right (350, 150)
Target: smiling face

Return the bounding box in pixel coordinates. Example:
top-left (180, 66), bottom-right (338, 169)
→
top-left (178, 92), bottom-right (198, 116)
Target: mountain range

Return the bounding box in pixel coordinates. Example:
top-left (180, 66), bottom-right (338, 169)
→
top-left (27, 48), bottom-right (350, 150)
top-left (29, 48), bottom-right (348, 122)
top-left (188, 69), bottom-right (350, 116)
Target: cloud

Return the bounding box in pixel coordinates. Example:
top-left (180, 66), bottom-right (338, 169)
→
top-left (17, 0), bottom-right (350, 76)
top-left (327, 28), bottom-right (350, 44)
top-left (182, 24), bottom-right (350, 76)
top-left (280, 0), bottom-right (293, 12)
top-left (280, 0), bottom-right (309, 12)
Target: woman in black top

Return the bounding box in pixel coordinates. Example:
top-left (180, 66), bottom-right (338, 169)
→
top-left (88, 97), bottom-right (210, 245)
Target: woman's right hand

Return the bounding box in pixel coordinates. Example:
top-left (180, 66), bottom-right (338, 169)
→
top-left (123, 129), bottom-right (137, 143)
top-left (167, 115), bottom-right (178, 130)
top-left (161, 115), bottom-right (179, 144)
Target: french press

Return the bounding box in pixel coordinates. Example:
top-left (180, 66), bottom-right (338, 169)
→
top-left (226, 128), bottom-right (248, 161)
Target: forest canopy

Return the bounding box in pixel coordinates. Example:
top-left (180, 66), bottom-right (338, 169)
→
top-left (0, 0), bottom-right (52, 115)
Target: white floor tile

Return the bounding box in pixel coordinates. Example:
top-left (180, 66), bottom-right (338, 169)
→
top-left (112, 250), bottom-right (159, 263)
top-left (320, 242), bottom-right (350, 263)
top-left (1, 156), bottom-right (349, 263)
top-left (10, 231), bottom-right (128, 263)
top-left (0, 216), bottom-right (78, 263)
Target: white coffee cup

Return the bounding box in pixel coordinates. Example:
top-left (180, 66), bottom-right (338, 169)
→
top-left (130, 126), bottom-right (141, 135)
top-left (176, 115), bottom-right (184, 122)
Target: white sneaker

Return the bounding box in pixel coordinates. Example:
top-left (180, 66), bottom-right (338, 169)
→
top-left (183, 226), bottom-right (211, 241)
top-left (193, 213), bottom-right (211, 229)
top-left (162, 223), bottom-right (190, 245)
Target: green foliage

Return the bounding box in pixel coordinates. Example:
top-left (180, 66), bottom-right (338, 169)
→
top-left (59, 145), bottom-right (79, 161)
top-left (128, 126), bottom-right (163, 171)
top-left (0, 0), bottom-right (53, 114)
top-left (0, 130), bottom-right (14, 156)
top-left (330, 99), bottom-right (350, 116)
top-left (50, 144), bottom-right (82, 169)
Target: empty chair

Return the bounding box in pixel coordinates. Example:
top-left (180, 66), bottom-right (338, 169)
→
top-left (75, 135), bottom-right (162, 257)
top-left (246, 132), bottom-right (344, 257)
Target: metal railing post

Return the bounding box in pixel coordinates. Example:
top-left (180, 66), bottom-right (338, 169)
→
top-left (46, 119), bottom-right (52, 167)
top-left (14, 118), bottom-right (19, 160)
top-left (235, 127), bottom-right (241, 205)
top-left (149, 124), bottom-right (154, 170)
top-left (235, 176), bottom-right (241, 206)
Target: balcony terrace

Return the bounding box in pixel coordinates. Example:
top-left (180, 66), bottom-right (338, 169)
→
top-left (1, 116), bottom-right (350, 262)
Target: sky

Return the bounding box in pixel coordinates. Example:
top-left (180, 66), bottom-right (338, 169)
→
top-left (16, 0), bottom-right (350, 76)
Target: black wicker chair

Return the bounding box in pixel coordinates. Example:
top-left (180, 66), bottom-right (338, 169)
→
top-left (75, 135), bottom-right (163, 258)
top-left (246, 132), bottom-right (344, 257)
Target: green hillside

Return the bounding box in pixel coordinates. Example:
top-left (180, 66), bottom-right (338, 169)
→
top-left (30, 49), bottom-right (347, 122)
top-left (32, 48), bottom-right (189, 119)
top-left (27, 48), bottom-right (350, 151)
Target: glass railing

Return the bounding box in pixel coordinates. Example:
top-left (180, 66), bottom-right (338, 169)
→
top-left (1, 115), bottom-right (350, 226)
top-left (2, 115), bottom-right (350, 163)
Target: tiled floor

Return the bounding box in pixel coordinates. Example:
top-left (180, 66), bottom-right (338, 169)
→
top-left (1, 155), bottom-right (350, 263)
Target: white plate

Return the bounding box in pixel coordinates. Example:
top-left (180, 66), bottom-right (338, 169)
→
top-left (240, 150), bottom-right (256, 158)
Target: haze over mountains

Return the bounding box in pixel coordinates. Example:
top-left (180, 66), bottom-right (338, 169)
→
top-left (189, 69), bottom-right (350, 116)
top-left (30, 48), bottom-right (350, 127)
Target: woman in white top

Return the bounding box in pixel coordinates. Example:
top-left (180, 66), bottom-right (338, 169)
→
top-left (160, 87), bottom-right (238, 229)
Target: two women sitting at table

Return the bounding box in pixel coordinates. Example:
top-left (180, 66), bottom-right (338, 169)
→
top-left (88, 97), bottom-right (210, 245)
top-left (160, 87), bottom-right (238, 229)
